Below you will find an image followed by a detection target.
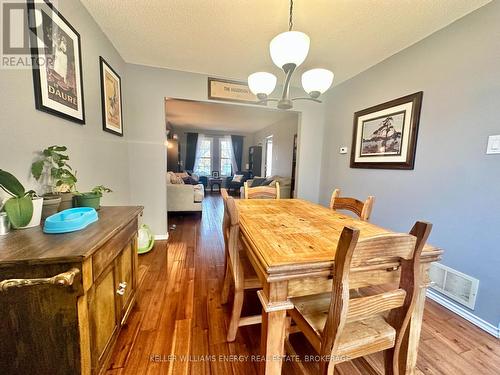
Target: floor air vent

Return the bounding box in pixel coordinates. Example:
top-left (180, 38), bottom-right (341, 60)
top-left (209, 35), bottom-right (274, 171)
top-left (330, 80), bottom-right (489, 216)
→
top-left (429, 263), bottom-right (479, 309)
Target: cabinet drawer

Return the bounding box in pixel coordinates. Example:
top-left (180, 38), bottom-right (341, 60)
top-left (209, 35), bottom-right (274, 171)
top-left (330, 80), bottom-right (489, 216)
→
top-left (92, 218), bottom-right (137, 281)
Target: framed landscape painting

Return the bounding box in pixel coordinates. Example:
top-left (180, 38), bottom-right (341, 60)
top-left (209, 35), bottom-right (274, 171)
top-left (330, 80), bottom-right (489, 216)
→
top-left (99, 57), bottom-right (123, 136)
top-left (350, 92), bottom-right (423, 170)
top-left (28, 0), bottom-right (85, 124)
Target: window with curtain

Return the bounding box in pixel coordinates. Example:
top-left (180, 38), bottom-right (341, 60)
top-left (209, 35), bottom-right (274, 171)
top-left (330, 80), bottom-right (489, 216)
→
top-left (194, 136), bottom-right (212, 176)
top-left (220, 138), bottom-right (233, 176)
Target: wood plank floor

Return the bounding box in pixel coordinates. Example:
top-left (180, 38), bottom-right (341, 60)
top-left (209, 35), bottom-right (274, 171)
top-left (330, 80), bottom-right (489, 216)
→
top-left (106, 193), bottom-right (500, 375)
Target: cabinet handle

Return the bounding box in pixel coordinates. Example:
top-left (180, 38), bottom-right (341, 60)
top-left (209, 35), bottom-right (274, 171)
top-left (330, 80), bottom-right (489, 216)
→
top-left (0, 268), bottom-right (80, 292)
top-left (119, 281), bottom-right (127, 289)
top-left (116, 287), bottom-right (126, 296)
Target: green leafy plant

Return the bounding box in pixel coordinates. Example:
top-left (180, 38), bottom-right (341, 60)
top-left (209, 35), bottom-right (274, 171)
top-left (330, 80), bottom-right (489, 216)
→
top-left (31, 145), bottom-right (77, 193)
top-left (0, 169), bottom-right (35, 228)
top-left (75, 185), bottom-right (112, 197)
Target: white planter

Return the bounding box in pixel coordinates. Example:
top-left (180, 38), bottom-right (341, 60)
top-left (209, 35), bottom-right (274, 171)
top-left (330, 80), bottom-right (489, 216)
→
top-left (21, 197), bottom-right (43, 229)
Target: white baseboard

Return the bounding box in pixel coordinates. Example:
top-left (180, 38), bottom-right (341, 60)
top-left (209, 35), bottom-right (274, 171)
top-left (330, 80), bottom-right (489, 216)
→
top-left (154, 233), bottom-right (169, 241)
top-left (426, 289), bottom-right (500, 338)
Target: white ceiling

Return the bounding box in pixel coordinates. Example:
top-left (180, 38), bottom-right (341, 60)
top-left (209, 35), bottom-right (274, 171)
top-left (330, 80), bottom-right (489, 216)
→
top-left (81, 0), bottom-right (489, 87)
top-left (165, 99), bottom-right (298, 132)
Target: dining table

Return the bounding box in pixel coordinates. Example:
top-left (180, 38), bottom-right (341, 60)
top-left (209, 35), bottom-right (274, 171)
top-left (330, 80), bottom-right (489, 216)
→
top-left (235, 198), bottom-right (443, 375)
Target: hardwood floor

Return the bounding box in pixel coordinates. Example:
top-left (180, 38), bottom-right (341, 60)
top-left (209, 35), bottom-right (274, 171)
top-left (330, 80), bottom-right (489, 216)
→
top-left (106, 193), bottom-right (500, 375)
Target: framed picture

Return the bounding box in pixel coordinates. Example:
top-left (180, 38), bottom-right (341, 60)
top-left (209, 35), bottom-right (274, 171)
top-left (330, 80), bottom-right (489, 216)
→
top-left (212, 171), bottom-right (220, 178)
top-left (208, 77), bottom-right (263, 105)
top-left (99, 57), bottom-right (123, 136)
top-left (28, 0), bottom-right (85, 124)
top-left (350, 92), bottom-right (423, 170)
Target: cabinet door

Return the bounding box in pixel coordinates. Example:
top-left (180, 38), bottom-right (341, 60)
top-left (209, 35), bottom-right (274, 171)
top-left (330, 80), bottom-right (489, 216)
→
top-left (116, 238), bottom-right (137, 323)
top-left (88, 265), bottom-right (119, 371)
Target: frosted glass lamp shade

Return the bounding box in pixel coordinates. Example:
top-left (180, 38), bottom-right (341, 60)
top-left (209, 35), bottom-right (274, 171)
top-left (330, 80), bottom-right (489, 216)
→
top-left (301, 68), bottom-right (334, 95)
top-left (248, 72), bottom-right (277, 95)
top-left (270, 31), bottom-right (310, 69)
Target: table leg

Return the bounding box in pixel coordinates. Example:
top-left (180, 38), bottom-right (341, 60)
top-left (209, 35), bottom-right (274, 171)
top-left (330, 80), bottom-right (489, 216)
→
top-left (399, 262), bottom-right (430, 374)
top-left (257, 282), bottom-right (292, 375)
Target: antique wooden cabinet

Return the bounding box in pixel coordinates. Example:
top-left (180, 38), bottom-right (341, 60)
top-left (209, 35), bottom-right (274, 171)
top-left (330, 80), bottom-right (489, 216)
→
top-left (0, 206), bottom-right (143, 375)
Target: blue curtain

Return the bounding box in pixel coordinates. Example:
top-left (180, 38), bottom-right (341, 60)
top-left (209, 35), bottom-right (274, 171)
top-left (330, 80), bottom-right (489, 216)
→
top-left (185, 132), bottom-right (198, 171)
top-left (231, 135), bottom-right (244, 172)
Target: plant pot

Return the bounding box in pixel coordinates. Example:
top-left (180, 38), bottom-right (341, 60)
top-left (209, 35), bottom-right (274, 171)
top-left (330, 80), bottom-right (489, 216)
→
top-left (42, 195), bottom-right (62, 221)
top-left (58, 192), bottom-right (74, 211)
top-left (19, 197), bottom-right (43, 229)
top-left (74, 193), bottom-right (102, 210)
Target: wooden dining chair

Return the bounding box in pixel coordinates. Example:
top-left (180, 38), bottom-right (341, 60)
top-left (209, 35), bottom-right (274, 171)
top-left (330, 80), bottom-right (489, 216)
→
top-left (220, 196), bottom-right (262, 342)
top-left (286, 221), bottom-right (432, 375)
top-left (244, 181), bottom-right (280, 199)
top-left (329, 188), bottom-right (374, 221)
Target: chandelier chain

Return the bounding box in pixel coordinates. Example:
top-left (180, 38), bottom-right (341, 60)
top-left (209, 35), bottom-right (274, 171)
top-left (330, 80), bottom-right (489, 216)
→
top-left (288, 0), bottom-right (294, 31)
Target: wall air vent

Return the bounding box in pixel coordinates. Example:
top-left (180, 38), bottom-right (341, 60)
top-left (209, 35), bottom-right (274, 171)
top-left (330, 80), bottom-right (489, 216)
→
top-left (429, 263), bottom-right (479, 310)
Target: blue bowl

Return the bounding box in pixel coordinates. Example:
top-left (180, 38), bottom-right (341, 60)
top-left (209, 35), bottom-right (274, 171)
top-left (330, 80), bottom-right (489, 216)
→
top-left (43, 207), bottom-right (99, 234)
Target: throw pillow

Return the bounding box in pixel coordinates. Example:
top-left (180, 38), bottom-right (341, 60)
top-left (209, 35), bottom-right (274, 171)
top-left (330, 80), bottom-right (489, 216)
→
top-left (169, 172), bottom-right (184, 184)
top-left (232, 174), bottom-right (244, 183)
top-left (182, 176), bottom-right (197, 185)
top-left (251, 177), bottom-right (267, 187)
top-left (261, 178), bottom-right (274, 186)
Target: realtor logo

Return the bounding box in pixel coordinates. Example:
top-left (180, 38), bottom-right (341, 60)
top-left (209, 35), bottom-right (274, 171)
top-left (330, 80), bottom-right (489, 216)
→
top-left (1, 0), bottom-right (57, 69)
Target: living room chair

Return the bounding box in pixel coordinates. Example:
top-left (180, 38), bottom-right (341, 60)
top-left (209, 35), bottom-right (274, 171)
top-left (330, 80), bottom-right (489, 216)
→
top-left (226, 171), bottom-right (251, 195)
top-left (329, 188), bottom-right (374, 221)
top-left (285, 221), bottom-right (432, 375)
top-left (220, 196), bottom-right (262, 342)
top-left (243, 181), bottom-right (280, 199)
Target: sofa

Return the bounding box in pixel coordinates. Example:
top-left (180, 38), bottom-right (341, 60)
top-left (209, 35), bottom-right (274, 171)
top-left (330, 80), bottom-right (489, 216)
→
top-left (240, 176), bottom-right (293, 199)
top-left (225, 171), bottom-right (252, 195)
top-left (167, 172), bottom-right (204, 212)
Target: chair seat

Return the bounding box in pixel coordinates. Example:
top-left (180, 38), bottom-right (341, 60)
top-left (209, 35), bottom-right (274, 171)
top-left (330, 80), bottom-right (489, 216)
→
top-left (239, 250), bottom-right (261, 289)
top-left (290, 293), bottom-right (396, 360)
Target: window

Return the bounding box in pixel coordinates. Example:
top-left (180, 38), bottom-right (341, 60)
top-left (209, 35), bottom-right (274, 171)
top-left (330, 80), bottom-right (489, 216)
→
top-left (195, 137), bottom-right (212, 176)
top-left (265, 136), bottom-right (273, 177)
top-left (220, 138), bottom-right (233, 176)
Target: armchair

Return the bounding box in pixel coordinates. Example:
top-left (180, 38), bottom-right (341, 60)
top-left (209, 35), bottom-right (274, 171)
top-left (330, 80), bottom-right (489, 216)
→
top-left (226, 171), bottom-right (251, 195)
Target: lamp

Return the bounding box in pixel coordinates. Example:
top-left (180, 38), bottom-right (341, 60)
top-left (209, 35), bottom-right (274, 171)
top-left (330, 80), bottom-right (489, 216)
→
top-left (248, 0), bottom-right (333, 110)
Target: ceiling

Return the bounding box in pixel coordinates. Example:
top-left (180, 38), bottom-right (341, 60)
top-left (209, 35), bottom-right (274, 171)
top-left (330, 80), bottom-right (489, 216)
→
top-left (81, 0), bottom-right (489, 87)
top-left (165, 99), bottom-right (298, 132)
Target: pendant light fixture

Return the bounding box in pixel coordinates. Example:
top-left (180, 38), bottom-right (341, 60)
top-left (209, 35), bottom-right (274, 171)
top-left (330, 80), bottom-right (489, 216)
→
top-left (248, 0), bottom-right (334, 110)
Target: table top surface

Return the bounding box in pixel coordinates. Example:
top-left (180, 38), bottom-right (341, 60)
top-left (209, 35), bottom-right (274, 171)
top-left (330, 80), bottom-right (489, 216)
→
top-left (0, 206), bottom-right (143, 265)
top-left (236, 199), bottom-right (442, 273)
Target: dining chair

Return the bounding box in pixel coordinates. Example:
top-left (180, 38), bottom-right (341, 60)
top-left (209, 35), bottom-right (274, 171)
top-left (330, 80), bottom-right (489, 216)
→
top-left (220, 196), bottom-right (262, 342)
top-left (244, 181), bottom-right (280, 199)
top-left (286, 221), bottom-right (432, 375)
top-left (329, 188), bottom-right (374, 221)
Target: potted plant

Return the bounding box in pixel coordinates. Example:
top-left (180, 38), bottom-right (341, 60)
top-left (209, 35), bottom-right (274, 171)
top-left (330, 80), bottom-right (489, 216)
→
top-left (0, 169), bottom-right (43, 229)
top-left (74, 185), bottom-right (112, 210)
top-left (31, 145), bottom-right (77, 212)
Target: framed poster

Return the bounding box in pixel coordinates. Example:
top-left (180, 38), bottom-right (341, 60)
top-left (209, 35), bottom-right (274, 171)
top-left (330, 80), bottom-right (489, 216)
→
top-left (28, 0), bottom-right (85, 124)
top-left (208, 77), bottom-right (263, 105)
top-left (99, 57), bottom-right (123, 136)
top-left (350, 92), bottom-right (423, 170)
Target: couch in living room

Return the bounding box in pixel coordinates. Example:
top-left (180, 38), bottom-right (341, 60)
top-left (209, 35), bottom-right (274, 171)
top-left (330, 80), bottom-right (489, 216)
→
top-left (240, 176), bottom-right (292, 199)
top-left (167, 172), bottom-right (204, 212)
top-left (225, 171), bottom-right (252, 195)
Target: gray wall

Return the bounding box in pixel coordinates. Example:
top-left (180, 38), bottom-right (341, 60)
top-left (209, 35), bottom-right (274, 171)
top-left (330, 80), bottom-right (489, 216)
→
top-left (320, 1), bottom-right (500, 326)
top-left (0, 0), bottom-right (130, 206)
top-left (125, 64), bottom-right (326, 236)
top-left (253, 116), bottom-right (299, 178)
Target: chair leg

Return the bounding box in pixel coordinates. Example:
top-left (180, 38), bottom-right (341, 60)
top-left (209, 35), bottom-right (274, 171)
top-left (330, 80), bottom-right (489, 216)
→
top-left (319, 360), bottom-right (335, 375)
top-left (384, 348), bottom-right (396, 375)
top-left (227, 287), bottom-right (244, 342)
top-left (221, 262), bottom-right (231, 305)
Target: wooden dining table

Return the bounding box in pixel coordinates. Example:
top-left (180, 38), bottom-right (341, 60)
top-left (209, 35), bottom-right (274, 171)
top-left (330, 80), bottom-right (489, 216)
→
top-left (235, 199), bottom-right (443, 375)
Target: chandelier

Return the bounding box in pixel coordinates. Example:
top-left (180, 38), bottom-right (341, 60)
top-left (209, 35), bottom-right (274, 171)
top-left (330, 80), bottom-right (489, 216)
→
top-left (248, 0), bottom-right (334, 110)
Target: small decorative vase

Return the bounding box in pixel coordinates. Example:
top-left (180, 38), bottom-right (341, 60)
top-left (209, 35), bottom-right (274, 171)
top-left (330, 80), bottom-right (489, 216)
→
top-left (42, 195), bottom-right (62, 220)
top-left (74, 193), bottom-right (102, 210)
top-left (20, 197), bottom-right (44, 229)
top-left (58, 192), bottom-right (74, 211)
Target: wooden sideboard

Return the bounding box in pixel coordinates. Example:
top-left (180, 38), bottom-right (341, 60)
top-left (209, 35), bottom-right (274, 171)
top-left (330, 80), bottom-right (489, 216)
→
top-left (0, 206), bottom-right (143, 375)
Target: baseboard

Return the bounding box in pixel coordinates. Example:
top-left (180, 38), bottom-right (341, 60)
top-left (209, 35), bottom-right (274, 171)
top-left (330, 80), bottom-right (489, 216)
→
top-left (154, 233), bottom-right (169, 241)
top-left (426, 289), bottom-right (500, 338)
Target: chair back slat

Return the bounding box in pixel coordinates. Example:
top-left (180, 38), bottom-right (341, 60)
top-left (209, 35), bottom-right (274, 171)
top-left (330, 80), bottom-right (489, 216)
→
top-left (346, 289), bottom-right (406, 323)
top-left (221, 188), bottom-right (230, 245)
top-left (329, 188), bottom-right (374, 221)
top-left (351, 234), bottom-right (416, 267)
top-left (244, 181), bottom-right (280, 199)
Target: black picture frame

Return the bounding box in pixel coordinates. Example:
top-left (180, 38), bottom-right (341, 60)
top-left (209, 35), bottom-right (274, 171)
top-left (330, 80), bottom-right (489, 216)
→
top-left (99, 56), bottom-right (124, 136)
top-left (350, 92), bottom-right (423, 170)
top-left (28, 0), bottom-right (85, 124)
